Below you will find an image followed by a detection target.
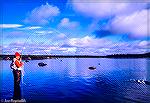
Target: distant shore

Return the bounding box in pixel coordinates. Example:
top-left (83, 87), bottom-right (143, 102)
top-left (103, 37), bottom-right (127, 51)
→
top-left (0, 52), bottom-right (150, 60)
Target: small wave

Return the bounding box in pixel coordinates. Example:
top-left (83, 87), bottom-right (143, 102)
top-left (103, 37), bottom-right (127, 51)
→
top-left (127, 79), bottom-right (150, 85)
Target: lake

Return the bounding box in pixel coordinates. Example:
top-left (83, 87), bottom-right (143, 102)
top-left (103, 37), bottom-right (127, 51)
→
top-left (0, 58), bottom-right (150, 103)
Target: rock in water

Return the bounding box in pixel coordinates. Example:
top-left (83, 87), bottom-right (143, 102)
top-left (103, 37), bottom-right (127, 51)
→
top-left (89, 66), bottom-right (96, 70)
top-left (38, 62), bottom-right (47, 67)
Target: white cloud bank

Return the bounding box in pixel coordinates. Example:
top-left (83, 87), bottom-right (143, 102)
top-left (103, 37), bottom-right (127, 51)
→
top-left (2, 36), bottom-right (150, 55)
top-left (138, 40), bottom-right (150, 48)
top-left (111, 9), bottom-right (149, 38)
top-left (71, 0), bottom-right (147, 18)
top-left (65, 36), bottom-right (112, 48)
top-left (24, 3), bottom-right (60, 25)
top-left (70, 0), bottom-right (149, 38)
top-left (0, 24), bottom-right (23, 28)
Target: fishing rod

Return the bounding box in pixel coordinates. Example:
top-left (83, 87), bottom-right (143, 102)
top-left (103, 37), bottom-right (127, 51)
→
top-left (19, 34), bottom-right (32, 99)
top-left (19, 27), bottom-right (71, 64)
top-left (33, 27), bottom-right (71, 60)
top-left (9, 28), bottom-right (68, 99)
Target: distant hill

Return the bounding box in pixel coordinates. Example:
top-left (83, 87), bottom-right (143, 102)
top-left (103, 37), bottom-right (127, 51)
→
top-left (105, 52), bottom-right (150, 58)
top-left (0, 52), bottom-right (150, 60)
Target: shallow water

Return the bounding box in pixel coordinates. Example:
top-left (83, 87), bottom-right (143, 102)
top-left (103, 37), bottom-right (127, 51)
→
top-left (0, 58), bottom-right (150, 103)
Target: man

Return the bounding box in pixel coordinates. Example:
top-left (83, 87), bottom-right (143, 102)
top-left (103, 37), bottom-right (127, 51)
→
top-left (11, 52), bottom-right (24, 100)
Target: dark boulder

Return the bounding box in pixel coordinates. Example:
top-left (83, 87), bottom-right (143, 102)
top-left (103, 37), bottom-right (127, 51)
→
top-left (88, 66), bottom-right (96, 70)
top-left (38, 62), bottom-right (47, 67)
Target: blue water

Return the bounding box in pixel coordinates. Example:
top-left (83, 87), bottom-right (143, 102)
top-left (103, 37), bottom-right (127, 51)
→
top-left (0, 58), bottom-right (150, 103)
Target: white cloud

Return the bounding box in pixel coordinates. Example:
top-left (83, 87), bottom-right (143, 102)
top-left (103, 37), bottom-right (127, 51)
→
top-left (28, 26), bottom-right (42, 29)
top-left (0, 24), bottom-right (23, 28)
top-left (60, 35), bottom-right (150, 55)
top-left (138, 41), bottom-right (150, 48)
top-left (62, 47), bottom-right (77, 54)
top-left (71, 0), bottom-right (147, 18)
top-left (58, 18), bottom-right (79, 29)
top-left (111, 9), bottom-right (149, 38)
top-left (70, 0), bottom-right (149, 38)
top-left (24, 3), bottom-right (60, 25)
top-left (63, 36), bottom-right (112, 48)
top-left (2, 39), bottom-right (150, 55)
top-left (35, 31), bottom-right (53, 35)
top-left (66, 47), bottom-right (77, 52)
top-left (18, 26), bottom-right (42, 30)
top-left (57, 33), bottom-right (67, 39)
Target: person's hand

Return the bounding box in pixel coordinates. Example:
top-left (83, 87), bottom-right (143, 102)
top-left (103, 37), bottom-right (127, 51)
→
top-left (21, 62), bottom-right (24, 66)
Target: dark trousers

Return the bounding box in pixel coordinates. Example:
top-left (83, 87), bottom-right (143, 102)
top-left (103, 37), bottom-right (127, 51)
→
top-left (13, 69), bottom-right (22, 100)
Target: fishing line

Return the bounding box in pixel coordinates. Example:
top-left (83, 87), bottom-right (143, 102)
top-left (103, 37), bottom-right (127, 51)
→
top-left (19, 28), bottom-right (71, 97)
top-left (46, 27), bottom-right (71, 58)
top-left (19, 33), bottom-right (32, 99)
top-left (6, 33), bottom-right (30, 99)
top-left (29, 27), bottom-right (71, 57)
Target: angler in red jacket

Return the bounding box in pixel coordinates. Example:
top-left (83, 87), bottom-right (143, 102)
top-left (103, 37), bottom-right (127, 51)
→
top-left (11, 52), bottom-right (24, 100)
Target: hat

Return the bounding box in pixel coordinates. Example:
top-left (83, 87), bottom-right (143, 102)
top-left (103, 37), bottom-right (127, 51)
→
top-left (15, 52), bottom-right (21, 57)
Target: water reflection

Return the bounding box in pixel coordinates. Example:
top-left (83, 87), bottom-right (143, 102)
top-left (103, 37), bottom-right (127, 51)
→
top-left (12, 70), bottom-right (22, 100)
top-left (13, 83), bottom-right (21, 100)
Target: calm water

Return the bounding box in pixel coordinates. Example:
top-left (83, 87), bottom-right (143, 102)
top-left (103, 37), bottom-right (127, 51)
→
top-left (0, 58), bottom-right (150, 103)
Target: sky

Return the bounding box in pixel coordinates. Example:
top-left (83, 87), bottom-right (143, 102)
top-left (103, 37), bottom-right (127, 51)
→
top-left (0, 0), bottom-right (150, 55)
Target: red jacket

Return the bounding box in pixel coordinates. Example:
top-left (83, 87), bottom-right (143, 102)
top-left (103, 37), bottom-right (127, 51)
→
top-left (15, 59), bottom-right (23, 68)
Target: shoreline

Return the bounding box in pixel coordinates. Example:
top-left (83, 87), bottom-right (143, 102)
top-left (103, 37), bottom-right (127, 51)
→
top-left (0, 52), bottom-right (150, 60)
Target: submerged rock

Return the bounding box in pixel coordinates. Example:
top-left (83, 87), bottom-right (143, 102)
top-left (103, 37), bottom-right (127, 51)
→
top-left (38, 62), bottom-right (47, 67)
top-left (89, 66), bottom-right (96, 70)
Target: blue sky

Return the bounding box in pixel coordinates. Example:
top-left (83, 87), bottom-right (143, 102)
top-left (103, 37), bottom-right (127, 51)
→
top-left (0, 0), bottom-right (150, 55)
